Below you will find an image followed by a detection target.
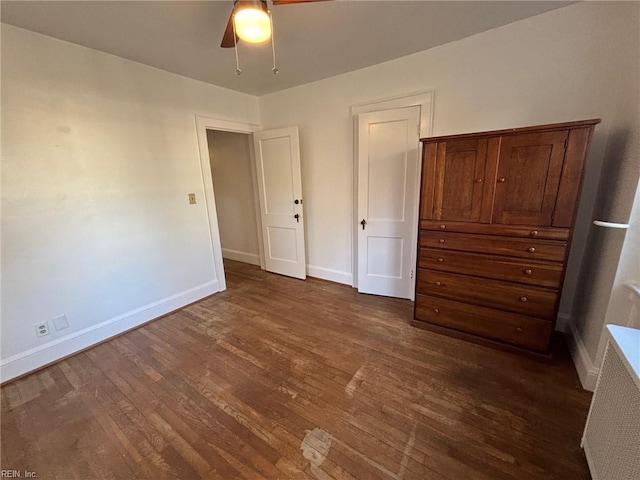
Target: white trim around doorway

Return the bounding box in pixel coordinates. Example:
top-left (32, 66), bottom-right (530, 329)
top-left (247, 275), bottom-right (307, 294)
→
top-left (194, 115), bottom-right (264, 291)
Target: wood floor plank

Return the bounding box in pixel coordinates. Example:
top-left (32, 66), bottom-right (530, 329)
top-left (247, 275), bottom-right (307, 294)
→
top-left (1, 259), bottom-right (592, 479)
top-left (110, 333), bottom-right (293, 479)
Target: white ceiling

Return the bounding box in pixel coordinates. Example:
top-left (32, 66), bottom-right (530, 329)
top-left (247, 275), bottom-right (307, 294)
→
top-left (0, 0), bottom-right (573, 96)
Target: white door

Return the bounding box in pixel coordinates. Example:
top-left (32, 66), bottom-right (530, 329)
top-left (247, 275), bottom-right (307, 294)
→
top-left (357, 107), bottom-right (421, 298)
top-left (253, 127), bottom-right (306, 279)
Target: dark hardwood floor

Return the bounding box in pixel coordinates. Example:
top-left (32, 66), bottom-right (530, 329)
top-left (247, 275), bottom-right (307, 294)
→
top-left (1, 260), bottom-right (592, 479)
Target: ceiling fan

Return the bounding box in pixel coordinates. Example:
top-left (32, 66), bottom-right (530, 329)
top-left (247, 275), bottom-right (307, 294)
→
top-left (221, 0), bottom-right (328, 48)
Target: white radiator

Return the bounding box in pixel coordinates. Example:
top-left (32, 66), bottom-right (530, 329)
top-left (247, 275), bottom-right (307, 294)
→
top-left (582, 325), bottom-right (640, 480)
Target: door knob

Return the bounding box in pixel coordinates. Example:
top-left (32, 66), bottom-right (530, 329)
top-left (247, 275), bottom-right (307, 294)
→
top-left (360, 219), bottom-right (366, 230)
top-left (294, 199), bottom-right (301, 205)
top-left (294, 213), bottom-right (300, 223)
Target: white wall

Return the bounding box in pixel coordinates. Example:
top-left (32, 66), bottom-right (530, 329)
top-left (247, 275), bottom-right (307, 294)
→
top-left (0, 24), bottom-right (259, 381)
top-left (259, 1), bottom-right (637, 322)
top-left (569, 47), bottom-right (640, 388)
top-left (207, 130), bottom-right (260, 265)
top-left (3, 2), bottom-right (638, 384)
top-left (539, 1), bottom-right (640, 389)
top-left (600, 184), bottom-right (640, 332)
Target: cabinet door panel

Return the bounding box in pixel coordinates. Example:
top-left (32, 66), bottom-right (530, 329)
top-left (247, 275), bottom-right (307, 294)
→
top-left (420, 142), bottom-right (437, 219)
top-left (432, 138), bottom-right (488, 222)
top-left (493, 131), bottom-right (568, 226)
top-left (553, 127), bottom-right (591, 227)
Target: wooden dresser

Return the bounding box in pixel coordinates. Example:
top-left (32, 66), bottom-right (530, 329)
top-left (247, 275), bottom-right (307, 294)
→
top-left (413, 119), bottom-right (600, 354)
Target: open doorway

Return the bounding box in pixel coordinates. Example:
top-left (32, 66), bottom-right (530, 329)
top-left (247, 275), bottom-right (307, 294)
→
top-left (195, 116), bottom-right (307, 288)
top-left (206, 130), bottom-right (262, 267)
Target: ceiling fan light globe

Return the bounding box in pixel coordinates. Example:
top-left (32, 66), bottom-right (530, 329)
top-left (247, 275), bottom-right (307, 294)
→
top-left (234, 8), bottom-right (271, 44)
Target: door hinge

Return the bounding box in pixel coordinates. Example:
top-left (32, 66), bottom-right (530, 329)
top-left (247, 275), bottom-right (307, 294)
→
top-left (410, 269), bottom-right (414, 279)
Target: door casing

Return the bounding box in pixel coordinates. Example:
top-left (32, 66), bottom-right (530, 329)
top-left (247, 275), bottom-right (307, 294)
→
top-left (195, 115), bottom-right (264, 291)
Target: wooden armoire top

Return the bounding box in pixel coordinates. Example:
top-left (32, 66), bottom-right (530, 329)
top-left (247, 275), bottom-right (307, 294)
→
top-left (420, 118), bottom-right (601, 143)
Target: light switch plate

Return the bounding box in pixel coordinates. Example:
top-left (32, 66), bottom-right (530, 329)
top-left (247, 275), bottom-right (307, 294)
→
top-left (188, 193), bottom-right (196, 205)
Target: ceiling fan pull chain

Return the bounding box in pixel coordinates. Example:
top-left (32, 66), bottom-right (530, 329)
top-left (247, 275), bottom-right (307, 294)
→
top-left (232, 18), bottom-right (242, 75)
top-left (269, 10), bottom-right (278, 74)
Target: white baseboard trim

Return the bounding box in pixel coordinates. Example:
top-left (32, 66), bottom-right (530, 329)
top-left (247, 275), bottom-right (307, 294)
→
top-left (307, 264), bottom-right (353, 286)
top-left (222, 248), bottom-right (260, 266)
top-left (565, 318), bottom-right (600, 391)
top-left (1, 280), bottom-right (220, 383)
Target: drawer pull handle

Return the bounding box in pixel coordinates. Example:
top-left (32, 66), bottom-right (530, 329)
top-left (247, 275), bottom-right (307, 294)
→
top-left (438, 239), bottom-right (445, 244)
top-left (433, 308), bottom-right (440, 314)
top-left (528, 246), bottom-right (536, 253)
top-left (520, 296), bottom-right (528, 302)
top-left (475, 178), bottom-right (483, 183)
top-left (524, 268), bottom-right (533, 275)
top-left (498, 177), bottom-right (506, 183)
top-left (435, 281), bottom-right (442, 286)
top-left (439, 224), bottom-right (446, 230)
top-left (530, 230), bottom-right (539, 236)
top-left (437, 257), bottom-right (444, 263)
top-left (516, 327), bottom-right (523, 332)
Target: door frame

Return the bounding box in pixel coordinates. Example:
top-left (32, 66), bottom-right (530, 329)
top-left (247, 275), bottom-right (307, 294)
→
top-left (350, 90), bottom-right (434, 298)
top-left (194, 115), bottom-right (264, 291)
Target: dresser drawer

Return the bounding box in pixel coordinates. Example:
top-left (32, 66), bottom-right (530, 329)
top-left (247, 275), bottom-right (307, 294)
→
top-left (420, 220), bottom-right (570, 240)
top-left (417, 269), bottom-right (558, 319)
top-left (418, 248), bottom-right (563, 288)
top-left (414, 294), bottom-right (553, 351)
top-left (419, 231), bottom-right (567, 262)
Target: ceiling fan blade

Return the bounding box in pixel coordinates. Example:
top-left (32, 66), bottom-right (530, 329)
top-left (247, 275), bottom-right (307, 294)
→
top-left (272, 0), bottom-right (329, 5)
top-left (220, 12), bottom-right (236, 48)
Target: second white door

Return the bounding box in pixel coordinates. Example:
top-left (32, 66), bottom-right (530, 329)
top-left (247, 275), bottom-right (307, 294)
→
top-left (357, 106), bottom-right (421, 299)
top-left (253, 127), bottom-right (306, 280)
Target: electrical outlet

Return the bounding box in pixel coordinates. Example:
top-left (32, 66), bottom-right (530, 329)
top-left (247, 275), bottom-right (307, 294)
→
top-left (188, 193), bottom-right (196, 205)
top-left (34, 321), bottom-right (50, 338)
